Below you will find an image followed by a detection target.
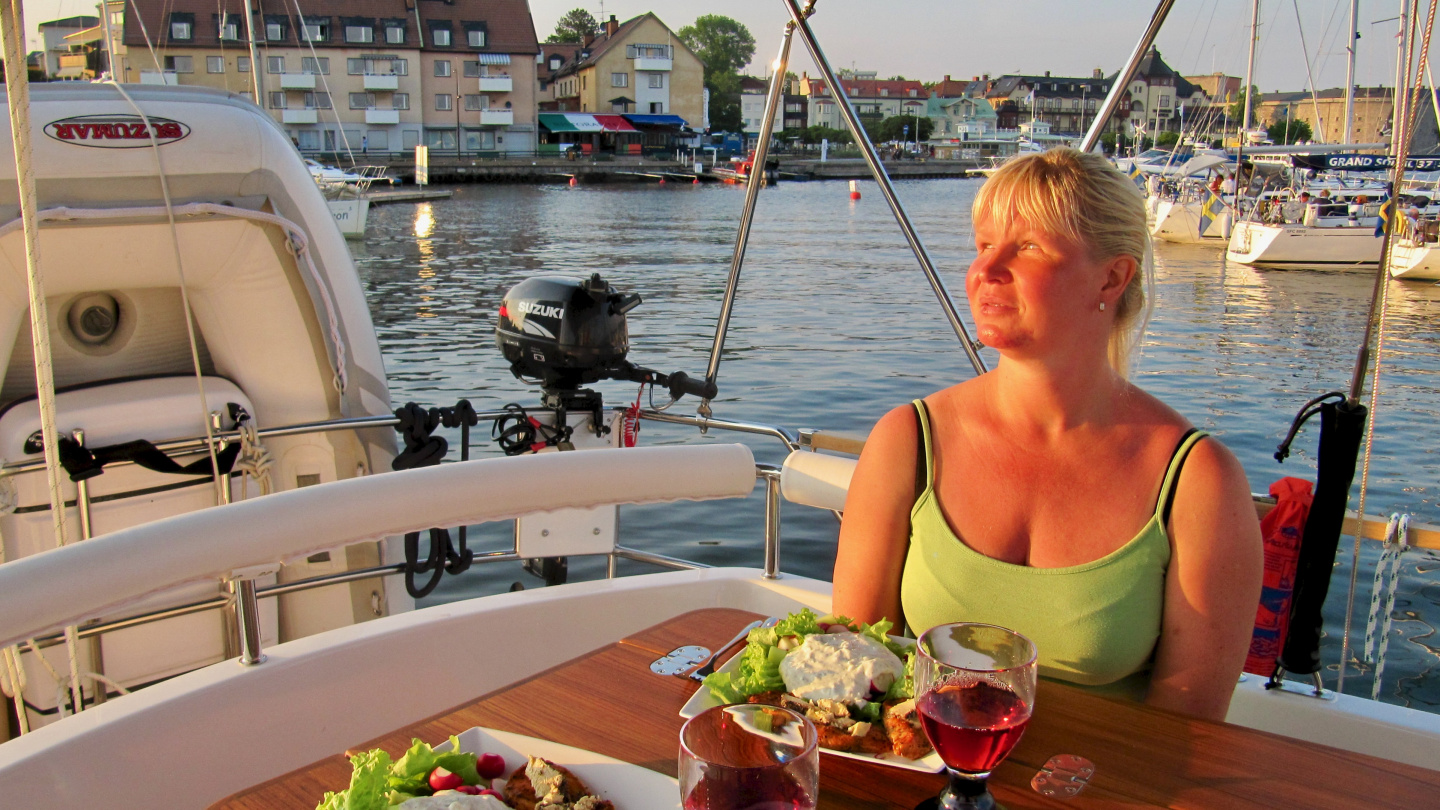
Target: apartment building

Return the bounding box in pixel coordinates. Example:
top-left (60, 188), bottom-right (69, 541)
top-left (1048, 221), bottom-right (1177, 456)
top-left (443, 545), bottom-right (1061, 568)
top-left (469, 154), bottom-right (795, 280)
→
top-left (798, 74), bottom-right (927, 130)
top-left (548, 13), bottom-right (703, 127)
top-left (118, 0), bottom-right (538, 156)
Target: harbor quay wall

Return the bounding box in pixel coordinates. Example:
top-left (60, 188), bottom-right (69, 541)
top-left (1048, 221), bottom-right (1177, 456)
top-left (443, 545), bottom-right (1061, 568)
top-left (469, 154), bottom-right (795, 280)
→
top-left (360, 155), bottom-right (981, 184)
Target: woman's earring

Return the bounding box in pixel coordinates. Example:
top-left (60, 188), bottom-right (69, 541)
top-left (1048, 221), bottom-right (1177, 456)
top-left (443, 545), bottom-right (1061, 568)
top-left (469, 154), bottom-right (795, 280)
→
top-left (1099, 301), bottom-right (1106, 312)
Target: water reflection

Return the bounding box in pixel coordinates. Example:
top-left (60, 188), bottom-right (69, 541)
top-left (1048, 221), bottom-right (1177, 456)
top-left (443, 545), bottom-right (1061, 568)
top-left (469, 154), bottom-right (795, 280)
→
top-left (355, 180), bottom-right (1440, 710)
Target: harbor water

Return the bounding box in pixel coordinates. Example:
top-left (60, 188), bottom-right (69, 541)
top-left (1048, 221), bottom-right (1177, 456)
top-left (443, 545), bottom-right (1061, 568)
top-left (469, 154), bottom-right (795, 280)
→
top-left (351, 177), bottom-right (1440, 711)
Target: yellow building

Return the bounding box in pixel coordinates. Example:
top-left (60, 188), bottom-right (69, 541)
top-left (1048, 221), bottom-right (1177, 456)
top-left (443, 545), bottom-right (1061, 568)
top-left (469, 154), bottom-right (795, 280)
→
top-left (550, 13), bottom-right (703, 132)
top-left (118, 0), bottom-right (539, 157)
top-left (1256, 88), bottom-right (1399, 146)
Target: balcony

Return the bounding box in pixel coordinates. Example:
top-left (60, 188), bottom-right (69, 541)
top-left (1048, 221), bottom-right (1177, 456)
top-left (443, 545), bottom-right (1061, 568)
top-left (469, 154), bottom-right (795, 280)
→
top-left (478, 75), bottom-right (512, 93)
top-left (365, 109), bottom-right (401, 125)
top-left (279, 73), bottom-right (316, 90)
top-left (479, 109), bottom-right (513, 126)
top-left (634, 56), bottom-right (672, 71)
top-left (363, 74), bottom-right (399, 91)
top-left (138, 70), bottom-right (178, 85)
top-left (282, 109), bottom-right (318, 124)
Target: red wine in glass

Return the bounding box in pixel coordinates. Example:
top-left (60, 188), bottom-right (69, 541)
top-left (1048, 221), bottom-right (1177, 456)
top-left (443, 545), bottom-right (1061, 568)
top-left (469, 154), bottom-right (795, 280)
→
top-left (917, 681), bottom-right (1031, 775)
top-left (682, 768), bottom-right (814, 810)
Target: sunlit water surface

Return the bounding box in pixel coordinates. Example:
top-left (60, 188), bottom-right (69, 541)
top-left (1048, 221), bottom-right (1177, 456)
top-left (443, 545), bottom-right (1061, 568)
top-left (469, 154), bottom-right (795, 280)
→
top-left (353, 179), bottom-right (1440, 710)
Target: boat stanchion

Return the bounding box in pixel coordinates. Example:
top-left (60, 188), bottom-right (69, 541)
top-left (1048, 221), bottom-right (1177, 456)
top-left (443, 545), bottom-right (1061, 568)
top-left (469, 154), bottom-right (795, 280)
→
top-left (227, 564), bottom-right (278, 666)
top-left (758, 464), bottom-right (782, 579)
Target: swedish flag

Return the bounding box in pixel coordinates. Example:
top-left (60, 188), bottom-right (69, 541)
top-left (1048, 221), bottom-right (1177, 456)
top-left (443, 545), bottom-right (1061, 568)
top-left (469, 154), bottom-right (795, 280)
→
top-left (1375, 197), bottom-right (1394, 237)
top-left (1199, 190), bottom-right (1225, 237)
top-left (1126, 162), bottom-right (1145, 190)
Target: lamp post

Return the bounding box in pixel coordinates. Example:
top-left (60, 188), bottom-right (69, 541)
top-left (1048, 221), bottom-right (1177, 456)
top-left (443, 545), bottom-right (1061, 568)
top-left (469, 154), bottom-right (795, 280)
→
top-left (455, 94), bottom-right (463, 158)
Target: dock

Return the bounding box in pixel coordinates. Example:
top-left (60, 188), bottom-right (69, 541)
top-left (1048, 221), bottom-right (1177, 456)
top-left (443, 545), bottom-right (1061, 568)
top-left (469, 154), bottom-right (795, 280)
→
top-left (368, 188), bottom-right (453, 205)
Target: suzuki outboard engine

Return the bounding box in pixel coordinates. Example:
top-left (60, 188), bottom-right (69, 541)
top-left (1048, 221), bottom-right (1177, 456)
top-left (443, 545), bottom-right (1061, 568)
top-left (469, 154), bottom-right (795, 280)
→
top-left (496, 273), bottom-right (640, 391)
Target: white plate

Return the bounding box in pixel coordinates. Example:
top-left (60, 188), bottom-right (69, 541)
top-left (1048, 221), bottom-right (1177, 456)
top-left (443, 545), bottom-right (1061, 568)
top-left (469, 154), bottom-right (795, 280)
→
top-left (436, 727), bottom-right (681, 808)
top-left (677, 638), bottom-right (945, 774)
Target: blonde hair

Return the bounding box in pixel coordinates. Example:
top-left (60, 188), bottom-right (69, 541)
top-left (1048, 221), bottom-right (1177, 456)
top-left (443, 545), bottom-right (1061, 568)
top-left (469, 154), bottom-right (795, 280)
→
top-left (971, 148), bottom-right (1154, 376)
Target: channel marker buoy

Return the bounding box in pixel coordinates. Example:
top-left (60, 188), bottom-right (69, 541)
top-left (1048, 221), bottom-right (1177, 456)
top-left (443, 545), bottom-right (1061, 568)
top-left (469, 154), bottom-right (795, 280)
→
top-left (849, 180), bottom-right (861, 201)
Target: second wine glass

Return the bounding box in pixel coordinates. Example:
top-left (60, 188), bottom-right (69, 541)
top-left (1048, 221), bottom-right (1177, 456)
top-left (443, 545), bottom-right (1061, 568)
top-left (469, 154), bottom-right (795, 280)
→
top-left (913, 622), bottom-right (1037, 810)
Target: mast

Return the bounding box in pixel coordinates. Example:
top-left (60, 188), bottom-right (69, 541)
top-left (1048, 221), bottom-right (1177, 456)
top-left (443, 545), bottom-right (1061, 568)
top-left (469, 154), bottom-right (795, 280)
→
top-left (243, 0), bottom-right (263, 104)
top-left (1344, 0), bottom-right (1358, 143)
top-left (1238, 0), bottom-right (1259, 169)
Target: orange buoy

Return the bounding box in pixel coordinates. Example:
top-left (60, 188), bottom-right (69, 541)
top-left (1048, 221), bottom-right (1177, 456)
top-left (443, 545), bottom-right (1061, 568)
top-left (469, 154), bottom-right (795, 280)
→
top-left (693, 177), bottom-right (700, 185)
top-left (659, 178), bottom-right (666, 185)
top-left (568, 177), bottom-right (577, 186)
top-left (849, 180), bottom-right (861, 201)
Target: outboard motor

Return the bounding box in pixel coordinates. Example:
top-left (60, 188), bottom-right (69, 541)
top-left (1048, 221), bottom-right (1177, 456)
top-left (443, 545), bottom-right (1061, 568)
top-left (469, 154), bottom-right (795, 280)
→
top-left (495, 273), bottom-right (716, 419)
top-left (496, 273), bottom-right (640, 391)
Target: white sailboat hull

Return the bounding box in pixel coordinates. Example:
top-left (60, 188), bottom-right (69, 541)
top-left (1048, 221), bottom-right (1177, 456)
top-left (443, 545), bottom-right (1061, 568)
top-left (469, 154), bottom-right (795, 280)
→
top-left (1388, 238), bottom-right (1440, 280)
top-left (326, 197), bottom-right (370, 238)
top-left (1227, 222), bottom-right (1383, 269)
top-left (1151, 198), bottom-right (1228, 245)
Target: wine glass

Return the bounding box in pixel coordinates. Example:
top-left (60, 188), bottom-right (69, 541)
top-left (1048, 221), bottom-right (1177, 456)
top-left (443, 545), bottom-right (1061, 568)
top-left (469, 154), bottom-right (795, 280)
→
top-left (679, 703), bottom-right (818, 810)
top-left (913, 622), bottom-right (1038, 810)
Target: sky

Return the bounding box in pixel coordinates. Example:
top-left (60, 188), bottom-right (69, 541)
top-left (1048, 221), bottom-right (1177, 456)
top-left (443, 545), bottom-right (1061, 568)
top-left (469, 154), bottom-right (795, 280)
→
top-left (22, 0), bottom-right (1421, 93)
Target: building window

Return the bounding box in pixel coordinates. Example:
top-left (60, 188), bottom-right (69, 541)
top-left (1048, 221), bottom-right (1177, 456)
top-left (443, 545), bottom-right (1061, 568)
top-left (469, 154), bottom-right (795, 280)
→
top-left (385, 24), bottom-right (405, 44)
top-left (650, 102), bottom-right (664, 114)
top-left (265, 20), bottom-right (285, 41)
top-left (300, 17), bottom-right (329, 42)
top-left (612, 72), bottom-right (628, 87)
top-left (345, 25), bottom-right (373, 44)
top-left (464, 94), bottom-right (485, 111)
top-left (434, 60), bottom-right (452, 78)
top-left (304, 91), bottom-right (332, 110)
top-left (164, 55), bottom-right (194, 73)
top-left (269, 91), bottom-right (286, 109)
top-left (435, 94), bottom-right (453, 111)
top-left (549, 56), bottom-right (562, 70)
top-left (349, 93), bottom-right (376, 110)
top-left (468, 29), bottom-right (486, 48)
top-left (426, 130), bottom-right (457, 150)
top-left (218, 17), bottom-right (239, 41)
top-left (297, 130), bottom-right (320, 150)
top-left (237, 57), bottom-right (250, 73)
top-left (393, 93), bottom-right (410, 110)
top-left (268, 56), bottom-right (285, 74)
top-left (648, 73), bottom-right (664, 89)
top-left (206, 56), bottom-right (224, 74)
top-left (430, 22), bottom-right (452, 47)
top-left (169, 14), bottom-right (193, 41)
top-left (463, 61), bottom-right (481, 78)
top-left (626, 44), bottom-right (672, 59)
top-left (301, 57), bottom-right (329, 75)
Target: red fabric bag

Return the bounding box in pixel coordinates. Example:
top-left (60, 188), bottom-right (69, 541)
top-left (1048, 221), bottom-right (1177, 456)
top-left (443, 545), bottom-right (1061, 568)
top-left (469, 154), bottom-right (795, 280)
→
top-left (1243, 477), bottom-right (1314, 676)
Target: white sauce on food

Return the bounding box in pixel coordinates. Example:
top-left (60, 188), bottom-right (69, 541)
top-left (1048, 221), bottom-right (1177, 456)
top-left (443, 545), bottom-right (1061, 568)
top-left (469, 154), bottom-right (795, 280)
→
top-left (779, 632), bottom-right (904, 702)
top-left (397, 794), bottom-right (509, 810)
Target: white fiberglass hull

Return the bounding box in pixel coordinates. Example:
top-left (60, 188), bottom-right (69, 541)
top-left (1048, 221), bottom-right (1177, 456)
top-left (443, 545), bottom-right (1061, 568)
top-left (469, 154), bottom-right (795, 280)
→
top-left (1151, 198), bottom-right (1228, 245)
top-left (1388, 238), bottom-right (1440, 280)
top-left (1227, 222), bottom-right (1383, 269)
top-left (327, 197), bottom-right (370, 238)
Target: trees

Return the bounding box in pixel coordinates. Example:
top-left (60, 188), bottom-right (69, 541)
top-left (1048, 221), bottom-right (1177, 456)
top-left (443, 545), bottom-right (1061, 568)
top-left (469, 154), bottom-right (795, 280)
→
top-left (863, 115), bottom-right (933, 144)
top-left (1156, 131), bottom-right (1181, 147)
top-left (547, 9), bottom-right (598, 44)
top-left (1228, 85), bottom-right (1261, 127)
top-left (678, 15), bottom-right (756, 133)
top-left (1267, 119), bottom-right (1312, 144)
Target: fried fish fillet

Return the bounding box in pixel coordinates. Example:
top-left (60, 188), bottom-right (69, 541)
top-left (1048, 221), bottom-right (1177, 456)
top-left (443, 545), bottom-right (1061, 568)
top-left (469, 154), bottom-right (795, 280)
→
top-left (883, 698), bottom-right (933, 760)
top-left (502, 757), bottom-right (614, 810)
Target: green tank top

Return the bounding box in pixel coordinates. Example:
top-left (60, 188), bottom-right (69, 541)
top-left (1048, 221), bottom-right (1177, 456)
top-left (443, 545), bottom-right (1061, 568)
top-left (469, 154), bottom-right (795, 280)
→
top-left (899, 400), bottom-right (1207, 692)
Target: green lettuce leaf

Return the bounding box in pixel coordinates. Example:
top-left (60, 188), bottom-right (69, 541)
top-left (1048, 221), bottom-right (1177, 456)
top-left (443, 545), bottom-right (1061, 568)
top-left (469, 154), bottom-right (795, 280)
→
top-left (312, 747), bottom-right (393, 810)
top-left (390, 736), bottom-right (481, 795)
top-left (702, 671), bottom-right (746, 704)
top-left (885, 650), bottom-right (916, 700)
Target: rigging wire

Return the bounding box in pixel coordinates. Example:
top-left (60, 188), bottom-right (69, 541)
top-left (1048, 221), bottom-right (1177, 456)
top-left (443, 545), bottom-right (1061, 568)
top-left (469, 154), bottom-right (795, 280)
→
top-left (1337, 0), bottom-right (1438, 696)
top-left (285, 0), bottom-right (357, 166)
top-left (126, 0), bottom-right (163, 79)
top-left (1292, 0), bottom-right (1330, 141)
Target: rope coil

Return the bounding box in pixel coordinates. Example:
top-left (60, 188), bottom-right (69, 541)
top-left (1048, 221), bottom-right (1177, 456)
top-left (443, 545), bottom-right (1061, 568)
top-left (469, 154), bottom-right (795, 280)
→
top-left (1363, 513), bottom-right (1410, 699)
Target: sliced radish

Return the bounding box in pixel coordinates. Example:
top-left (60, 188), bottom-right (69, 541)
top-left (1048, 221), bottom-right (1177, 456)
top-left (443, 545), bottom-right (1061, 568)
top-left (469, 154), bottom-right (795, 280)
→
top-left (428, 766), bottom-right (464, 791)
top-left (476, 752), bottom-right (506, 779)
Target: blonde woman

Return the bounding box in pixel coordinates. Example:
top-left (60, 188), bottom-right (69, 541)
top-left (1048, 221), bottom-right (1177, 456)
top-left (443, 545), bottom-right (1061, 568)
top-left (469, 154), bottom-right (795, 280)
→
top-left (833, 148), bottom-right (1262, 722)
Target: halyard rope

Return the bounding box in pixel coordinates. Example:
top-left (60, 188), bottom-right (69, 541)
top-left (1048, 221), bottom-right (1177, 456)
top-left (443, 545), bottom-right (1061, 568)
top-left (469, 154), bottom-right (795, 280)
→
top-left (1363, 514), bottom-right (1410, 699)
top-left (0, 0), bottom-right (83, 715)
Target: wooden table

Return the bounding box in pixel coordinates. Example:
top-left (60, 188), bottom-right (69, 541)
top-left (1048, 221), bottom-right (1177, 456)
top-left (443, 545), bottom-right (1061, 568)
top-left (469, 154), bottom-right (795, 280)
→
top-left (216, 608), bottom-right (1440, 809)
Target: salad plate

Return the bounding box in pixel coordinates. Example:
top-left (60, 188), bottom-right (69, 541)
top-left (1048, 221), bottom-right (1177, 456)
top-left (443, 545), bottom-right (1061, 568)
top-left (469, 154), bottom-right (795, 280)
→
top-left (678, 635), bottom-right (945, 774)
top-left (438, 727), bottom-right (681, 808)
